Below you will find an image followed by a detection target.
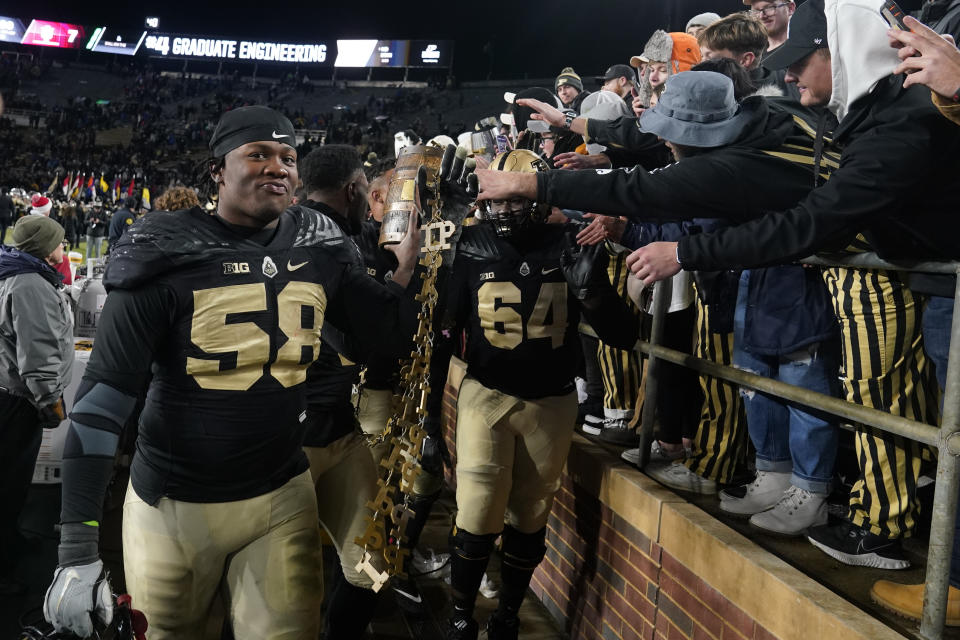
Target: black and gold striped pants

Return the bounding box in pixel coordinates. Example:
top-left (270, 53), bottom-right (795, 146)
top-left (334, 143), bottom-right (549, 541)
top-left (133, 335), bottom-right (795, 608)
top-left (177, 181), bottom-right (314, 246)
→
top-left (684, 296), bottom-right (748, 484)
top-left (596, 244), bottom-right (642, 416)
top-left (823, 267), bottom-right (939, 539)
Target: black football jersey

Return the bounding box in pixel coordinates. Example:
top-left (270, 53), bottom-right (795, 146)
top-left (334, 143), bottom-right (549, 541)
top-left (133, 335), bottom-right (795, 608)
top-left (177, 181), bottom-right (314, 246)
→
top-left (442, 224), bottom-right (582, 399)
top-left (92, 206), bottom-right (411, 504)
top-left (355, 218), bottom-right (406, 390)
top-left (356, 218), bottom-right (399, 286)
top-left (298, 200), bottom-right (366, 447)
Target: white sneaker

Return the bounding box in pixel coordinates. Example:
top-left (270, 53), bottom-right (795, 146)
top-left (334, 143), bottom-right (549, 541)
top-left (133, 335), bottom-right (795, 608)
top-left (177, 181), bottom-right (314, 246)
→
top-left (719, 471), bottom-right (791, 516)
top-left (646, 462), bottom-right (717, 494)
top-left (749, 486), bottom-right (828, 536)
top-left (582, 414), bottom-right (603, 435)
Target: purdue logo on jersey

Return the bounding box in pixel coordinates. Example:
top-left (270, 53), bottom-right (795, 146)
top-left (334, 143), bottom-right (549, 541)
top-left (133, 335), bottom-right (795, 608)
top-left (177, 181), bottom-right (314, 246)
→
top-left (262, 256), bottom-right (279, 278)
top-left (223, 262), bottom-right (251, 275)
top-left (519, 262), bottom-right (531, 277)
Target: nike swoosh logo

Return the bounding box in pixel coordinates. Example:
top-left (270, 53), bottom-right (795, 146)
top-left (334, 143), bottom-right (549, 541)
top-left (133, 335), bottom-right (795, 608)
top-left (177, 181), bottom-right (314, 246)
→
top-left (287, 260), bottom-right (308, 271)
top-left (56, 569), bottom-right (80, 612)
top-left (272, 131), bottom-right (289, 139)
top-left (542, 267), bottom-right (560, 275)
top-left (393, 586), bottom-right (423, 603)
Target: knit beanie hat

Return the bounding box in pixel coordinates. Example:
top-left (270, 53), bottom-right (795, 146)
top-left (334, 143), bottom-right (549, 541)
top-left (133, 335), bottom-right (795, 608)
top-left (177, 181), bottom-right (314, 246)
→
top-left (30, 193), bottom-right (52, 216)
top-left (686, 12), bottom-right (722, 32)
top-left (555, 67), bottom-right (584, 93)
top-left (11, 215), bottom-right (64, 259)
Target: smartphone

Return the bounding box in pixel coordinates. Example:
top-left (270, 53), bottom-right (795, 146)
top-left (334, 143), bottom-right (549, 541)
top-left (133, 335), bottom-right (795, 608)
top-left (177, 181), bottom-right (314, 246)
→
top-left (495, 134), bottom-right (510, 153)
top-left (881, 0), bottom-right (910, 31)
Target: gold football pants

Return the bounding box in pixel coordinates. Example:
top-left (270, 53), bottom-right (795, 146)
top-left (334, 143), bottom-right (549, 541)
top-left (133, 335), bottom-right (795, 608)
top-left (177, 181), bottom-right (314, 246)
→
top-left (304, 431), bottom-right (381, 590)
top-left (454, 376), bottom-right (577, 535)
top-left (122, 471), bottom-right (322, 640)
top-left (356, 387), bottom-right (394, 464)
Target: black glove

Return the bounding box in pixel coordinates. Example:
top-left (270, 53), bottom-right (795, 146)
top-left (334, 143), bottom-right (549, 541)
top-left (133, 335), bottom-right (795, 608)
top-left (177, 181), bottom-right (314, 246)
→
top-left (420, 417), bottom-right (451, 476)
top-left (438, 144), bottom-right (477, 204)
top-left (560, 231), bottom-right (610, 305)
top-left (38, 397), bottom-right (66, 429)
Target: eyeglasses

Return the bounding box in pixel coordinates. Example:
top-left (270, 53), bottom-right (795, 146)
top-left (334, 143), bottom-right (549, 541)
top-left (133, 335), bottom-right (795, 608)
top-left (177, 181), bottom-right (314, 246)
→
top-left (749, 2), bottom-right (790, 18)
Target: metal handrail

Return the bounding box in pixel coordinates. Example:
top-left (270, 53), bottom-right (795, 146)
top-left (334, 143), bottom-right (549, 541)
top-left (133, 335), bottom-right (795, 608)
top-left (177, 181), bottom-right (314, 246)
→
top-left (637, 254), bottom-right (960, 640)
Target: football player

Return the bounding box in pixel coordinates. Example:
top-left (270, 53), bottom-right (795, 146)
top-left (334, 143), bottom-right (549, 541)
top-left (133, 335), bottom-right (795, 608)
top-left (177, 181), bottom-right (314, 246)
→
top-left (355, 165), bottom-right (401, 465)
top-left (42, 106), bottom-right (422, 640)
top-left (433, 149), bottom-right (639, 640)
top-left (296, 144), bottom-right (408, 637)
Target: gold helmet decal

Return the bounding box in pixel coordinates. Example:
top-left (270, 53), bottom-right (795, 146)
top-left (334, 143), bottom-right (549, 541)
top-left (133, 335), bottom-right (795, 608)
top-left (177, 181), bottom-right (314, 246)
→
top-left (491, 149), bottom-right (549, 174)
top-left (482, 149), bottom-right (549, 237)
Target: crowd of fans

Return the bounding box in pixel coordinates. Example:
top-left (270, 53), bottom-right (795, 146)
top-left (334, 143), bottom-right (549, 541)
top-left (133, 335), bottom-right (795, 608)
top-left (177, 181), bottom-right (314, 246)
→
top-left (2, 0), bottom-right (960, 637)
top-left (0, 57), bottom-right (475, 219)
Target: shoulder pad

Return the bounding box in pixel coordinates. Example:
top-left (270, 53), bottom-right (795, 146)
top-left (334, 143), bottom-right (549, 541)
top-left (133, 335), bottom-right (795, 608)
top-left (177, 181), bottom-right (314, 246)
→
top-left (290, 205), bottom-right (361, 266)
top-left (456, 224), bottom-right (502, 261)
top-left (290, 205), bottom-right (348, 247)
top-left (105, 208), bottom-right (232, 290)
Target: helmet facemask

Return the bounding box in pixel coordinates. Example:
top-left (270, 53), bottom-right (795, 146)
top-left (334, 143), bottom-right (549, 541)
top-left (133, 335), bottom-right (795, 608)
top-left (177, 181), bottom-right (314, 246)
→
top-left (478, 148), bottom-right (550, 238)
top-left (481, 198), bottom-right (549, 237)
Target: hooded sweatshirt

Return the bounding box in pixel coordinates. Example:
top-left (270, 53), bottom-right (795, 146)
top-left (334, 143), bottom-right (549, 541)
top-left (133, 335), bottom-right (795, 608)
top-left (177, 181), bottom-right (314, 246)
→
top-left (826, 0), bottom-right (901, 122)
top-left (676, 0), bottom-right (960, 271)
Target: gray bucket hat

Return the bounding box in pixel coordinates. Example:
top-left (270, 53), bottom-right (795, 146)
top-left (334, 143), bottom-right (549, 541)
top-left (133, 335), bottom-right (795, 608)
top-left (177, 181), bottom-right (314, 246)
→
top-left (638, 71), bottom-right (759, 148)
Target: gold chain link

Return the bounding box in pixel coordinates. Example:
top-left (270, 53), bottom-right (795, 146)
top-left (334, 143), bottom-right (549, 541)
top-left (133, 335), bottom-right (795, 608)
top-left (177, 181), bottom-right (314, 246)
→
top-left (354, 183), bottom-right (449, 592)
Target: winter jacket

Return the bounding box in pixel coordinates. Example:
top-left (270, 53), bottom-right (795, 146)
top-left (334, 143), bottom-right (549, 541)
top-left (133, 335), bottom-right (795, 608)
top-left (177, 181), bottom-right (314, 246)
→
top-left (582, 116), bottom-right (673, 170)
top-left (61, 214), bottom-right (81, 242)
top-left (108, 208), bottom-right (137, 246)
top-left (918, 0), bottom-right (960, 41)
top-left (753, 61), bottom-right (801, 102)
top-left (0, 247), bottom-right (74, 408)
top-left (537, 96), bottom-right (837, 230)
top-left (678, 0), bottom-right (960, 271)
top-left (85, 213), bottom-right (106, 238)
top-left (741, 266), bottom-right (837, 355)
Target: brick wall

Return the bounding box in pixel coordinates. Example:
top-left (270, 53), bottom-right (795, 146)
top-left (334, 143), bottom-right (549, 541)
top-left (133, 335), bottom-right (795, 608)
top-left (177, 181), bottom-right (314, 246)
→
top-left (440, 357), bottom-right (904, 640)
top-left (529, 472), bottom-right (778, 640)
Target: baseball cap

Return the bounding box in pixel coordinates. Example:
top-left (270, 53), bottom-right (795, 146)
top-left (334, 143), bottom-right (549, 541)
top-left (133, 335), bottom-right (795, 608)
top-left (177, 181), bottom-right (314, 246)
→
top-left (209, 105), bottom-right (297, 157)
top-left (763, 0), bottom-right (828, 70)
top-left (602, 64), bottom-right (635, 83)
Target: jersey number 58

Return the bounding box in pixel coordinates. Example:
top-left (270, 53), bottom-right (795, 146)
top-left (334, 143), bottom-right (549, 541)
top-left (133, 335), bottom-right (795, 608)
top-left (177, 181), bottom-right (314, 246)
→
top-left (186, 282), bottom-right (327, 390)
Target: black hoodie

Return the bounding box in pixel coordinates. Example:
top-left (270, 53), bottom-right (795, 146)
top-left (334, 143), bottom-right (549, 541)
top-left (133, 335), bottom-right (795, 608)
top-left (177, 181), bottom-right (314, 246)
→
top-left (537, 96), bottom-right (839, 227)
top-left (678, 77), bottom-right (960, 272)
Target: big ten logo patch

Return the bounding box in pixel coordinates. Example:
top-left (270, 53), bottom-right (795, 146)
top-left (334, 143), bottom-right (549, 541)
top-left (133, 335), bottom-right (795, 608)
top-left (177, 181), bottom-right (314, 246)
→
top-left (222, 262), bottom-right (251, 275)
